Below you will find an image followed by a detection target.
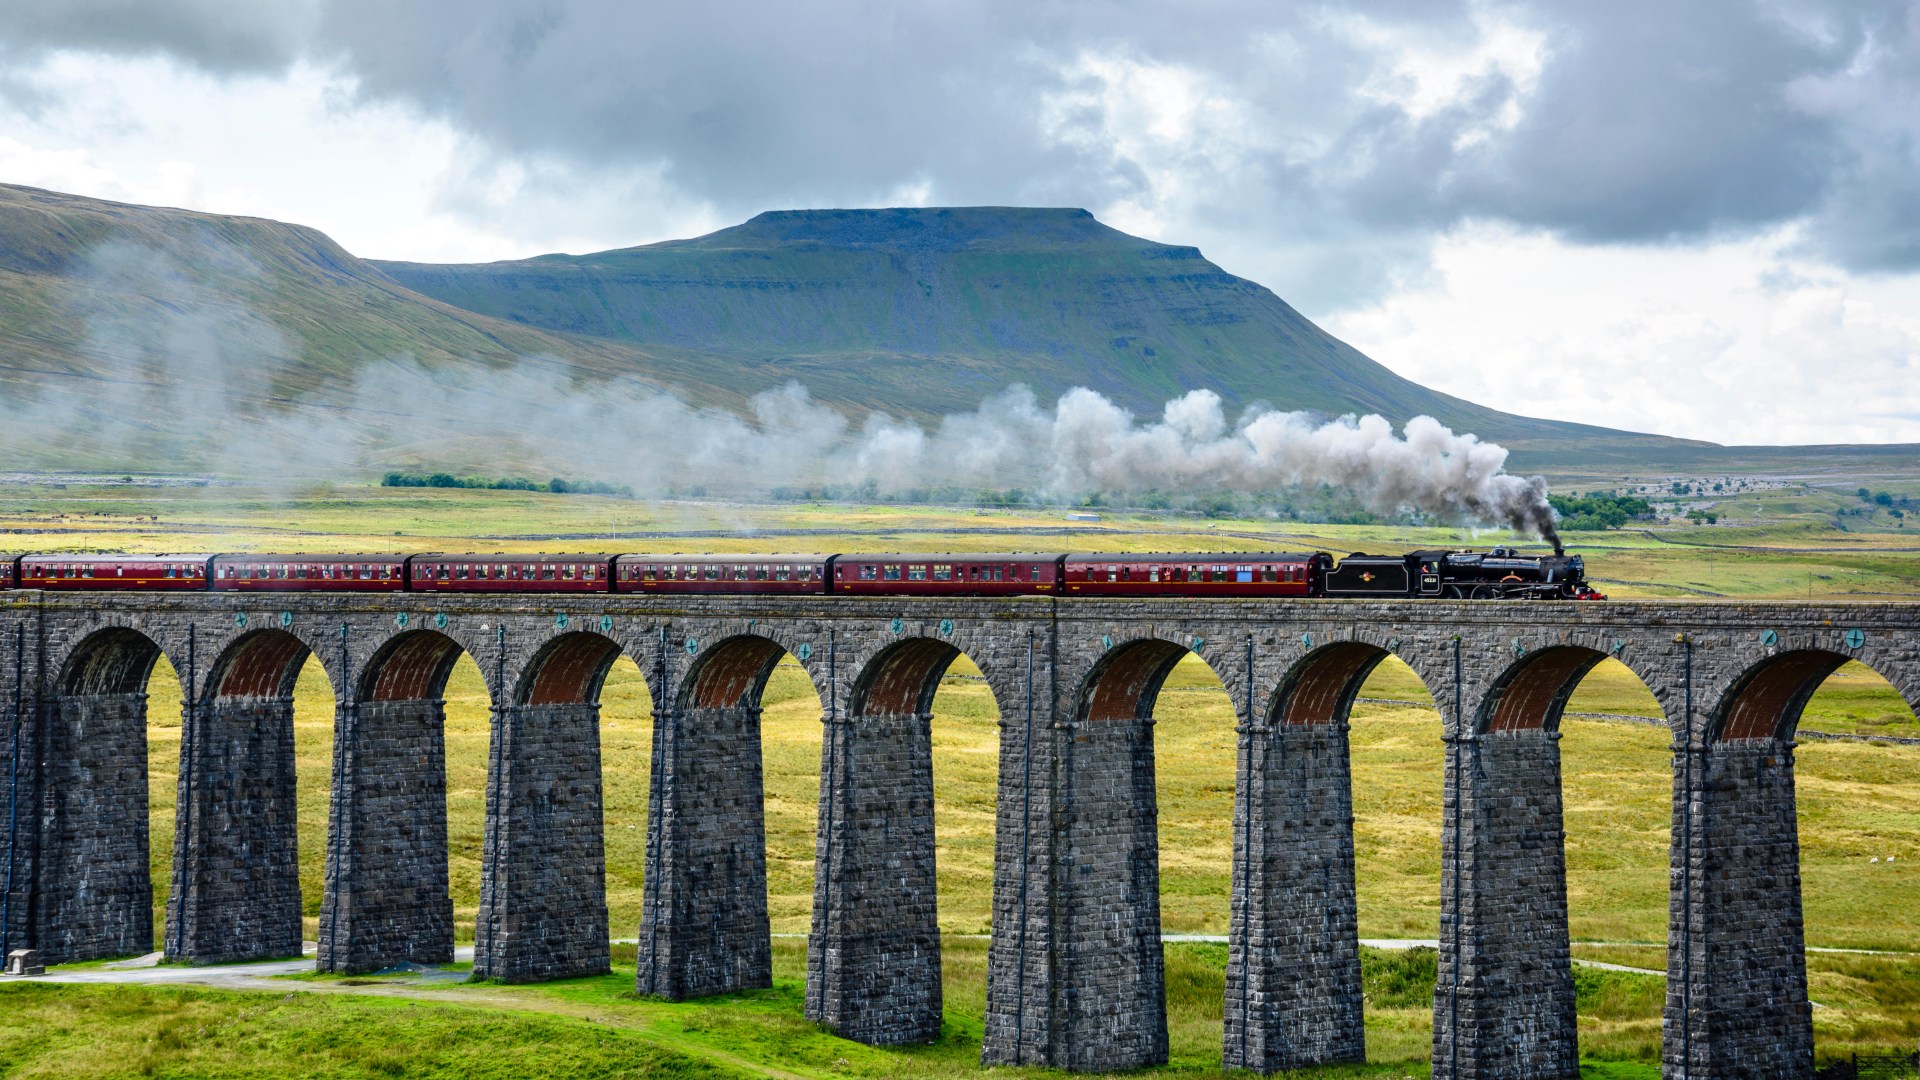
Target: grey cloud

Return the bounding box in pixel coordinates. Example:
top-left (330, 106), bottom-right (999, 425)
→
top-left (1, 0), bottom-right (318, 73)
top-left (6, 0), bottom-right (1920, 284)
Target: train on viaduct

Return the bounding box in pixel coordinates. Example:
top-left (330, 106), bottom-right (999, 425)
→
top-left (2, 589), bottom-right (1915, 1078)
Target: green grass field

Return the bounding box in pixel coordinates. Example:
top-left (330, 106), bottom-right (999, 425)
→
top-left (5, 479), bottom-right (1919, 1075)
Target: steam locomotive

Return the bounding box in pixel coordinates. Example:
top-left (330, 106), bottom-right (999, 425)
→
top-left (2, 547), bottom-right (1604, 600)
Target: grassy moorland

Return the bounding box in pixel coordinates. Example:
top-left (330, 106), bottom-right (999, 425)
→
top-left (5, 478), bottom-right (1919, 1074)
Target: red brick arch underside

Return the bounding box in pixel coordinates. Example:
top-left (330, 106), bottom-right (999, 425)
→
top-left (1713, 649), bottom-right (1851, 744)
top-left (360, 631), bottom-right (468, 703)
top-left (209, 630), bottom-right (312, 701)
top-left (519, 632), bottom-right (624, 706)
top-left (681, 636), bottom-right (791, 711)
top-left (1079, 639), bottom-right (1191, 724)
top-left (58, 627), bottom-right (164, 697)
top-left (851, 639), bottom-right (962, 717)
top-left (1478, 645), bottom-right (1611, 735)
top-left (1269, 642), bottom-right (1391, 728)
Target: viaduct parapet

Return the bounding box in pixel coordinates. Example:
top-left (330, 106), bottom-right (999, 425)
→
top-left (3, 591), bottom-right (1915, 1078)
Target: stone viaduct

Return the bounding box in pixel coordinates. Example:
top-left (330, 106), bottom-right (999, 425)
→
top-left (1, 589), bottom-right (1915, 1078)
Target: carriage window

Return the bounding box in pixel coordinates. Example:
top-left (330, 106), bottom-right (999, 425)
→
top-left (1261, 567), bottom-right (1276, 582)
top-left (561, 565), bottom-right (575, 580)
top-left (455, 565), bottom-right (469, 580)
top-left (703, 567), bottom-right (719, 580)
top-left (883, 566), bottom-right (902, 581)
top-left (860, 565), bottom-right (879, 580)
top-left (907, 566), bottom-right (927, 581)
top-left (1237, 567), bottom-right (1254, 583)
top-left (540, 566), bottom-right (555, 580)
top-left (932, 565), bottom-right (951, 581)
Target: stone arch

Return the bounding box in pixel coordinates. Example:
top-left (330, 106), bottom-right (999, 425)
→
top-left (1476, 644), bottom-right (1609, 735)
top-left (807, 635), bottom-right (1005, 1046)
top-left (514, 631), bottom-right (624, 707)
top-left (34, 625), bottom-right (176, 963)
top-left (1268, 641), bottom-right (1392, 729)
top-left (359, 630), bottom-right (471, 704)
top-left (1077, 636), bottom-right (1193, 726)
top-left (677, 634), bottom-right (790, 712)
top-left (848, 637), bottom-right (962, 717)
top-left (204, 629), bottom-right (319, 703)
top-left (318, 627), bottom-right (475, 975)
top-left (1710, 649), bottom-right (1852, 744)
top-left (58, 626), bottom-right (169, 698)
top-left (641, 630), bottom-right (822, 1002)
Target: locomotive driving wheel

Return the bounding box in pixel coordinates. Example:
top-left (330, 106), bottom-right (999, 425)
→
top-left (1471, 584), bottom-right (1499, 600)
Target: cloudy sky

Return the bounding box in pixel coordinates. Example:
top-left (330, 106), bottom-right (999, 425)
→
top-left (3, 0), bottom-right (1917, 446)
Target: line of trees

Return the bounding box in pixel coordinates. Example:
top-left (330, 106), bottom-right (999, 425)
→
top-left (381, 472), bottom-right (633, 497)
top-left (1549, 492), bottom-right (1654, 531)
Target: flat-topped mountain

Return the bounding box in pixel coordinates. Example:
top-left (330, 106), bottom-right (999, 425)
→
top-left (375, 206), bottom-right (1698, 463)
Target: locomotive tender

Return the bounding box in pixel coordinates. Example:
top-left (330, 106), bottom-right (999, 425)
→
top-left (3, 548), bottom-right (1604, 600)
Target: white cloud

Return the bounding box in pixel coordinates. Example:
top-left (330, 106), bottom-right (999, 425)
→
top-left (1325, 222), bottom-right (1920, 445)
top-left (0, 51), bottom-right (723, 262)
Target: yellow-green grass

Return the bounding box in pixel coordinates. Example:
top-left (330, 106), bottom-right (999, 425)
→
top-left (4, 941), bottom-right (1674, 1077)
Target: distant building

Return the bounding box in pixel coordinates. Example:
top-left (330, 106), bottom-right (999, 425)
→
top-left (1066, 511), bottom-right (1101, 522)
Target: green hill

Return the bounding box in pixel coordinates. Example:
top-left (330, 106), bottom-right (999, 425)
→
top-left (0, 183), bottom-right (726, 395)
top-left (2, 184), bottom-right (1908, 476)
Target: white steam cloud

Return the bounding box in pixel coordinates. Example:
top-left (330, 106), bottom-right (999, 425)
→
top-left (0, 239), bottom-right (1560, 545)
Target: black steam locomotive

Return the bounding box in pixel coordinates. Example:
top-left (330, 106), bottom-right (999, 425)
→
top-left (1322, 547), bottom-right (1603, 600)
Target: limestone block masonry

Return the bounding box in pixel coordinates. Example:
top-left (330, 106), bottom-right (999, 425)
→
top-left (637, 702), bottom-right (773, 998)
top-left (477, 702), bottom-right (610, 982)
top-left (806, 708), bottom-right (943, 1045)
top-left (168, 696), bottom-right (303, 963)
top-left (1, 591), bottom-right (1914, 1080)
top-left (318, 698), bottom-right (453, 974)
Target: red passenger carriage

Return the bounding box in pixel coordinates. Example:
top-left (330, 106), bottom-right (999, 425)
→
top-left (831, 553), bottom-right (1063, 596)
top-left (614, 554), bottom-right (829, 595)
top-left (1062, 552), bottom-right (1327, 597)
top-left (17, 554), bottom-right (213, 590)
top-left (407, 554), bottom-right (615, 593)
top-left (211, 554), bottom-right (407, 592)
